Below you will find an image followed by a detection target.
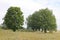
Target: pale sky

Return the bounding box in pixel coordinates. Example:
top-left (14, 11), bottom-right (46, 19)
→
top-left (0, 0), bottom-right (60, 30)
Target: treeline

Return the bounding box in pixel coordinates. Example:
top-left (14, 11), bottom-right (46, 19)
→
top-left (1, 7), bottom-right (57, 33)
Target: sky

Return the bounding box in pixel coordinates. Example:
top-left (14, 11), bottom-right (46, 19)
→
top-left (0, 0), bottom-right (60, 30)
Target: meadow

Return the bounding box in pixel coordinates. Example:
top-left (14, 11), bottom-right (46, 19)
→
top-left (0, 29), bottom-right (60, 40)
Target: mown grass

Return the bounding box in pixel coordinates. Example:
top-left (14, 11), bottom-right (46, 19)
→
top-left (0, 29), bottom-right (60, 40)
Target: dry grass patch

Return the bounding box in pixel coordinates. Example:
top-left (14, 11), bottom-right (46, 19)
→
top-left (0, 29), bottom-right (60, 40)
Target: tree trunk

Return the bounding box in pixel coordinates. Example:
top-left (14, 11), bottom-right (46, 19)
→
top-left (41, 28), bottom-right (43, 32)
top-left (32, 28), bottom-right (34, 31)
top-left (13, 29), bottom-right (16, 32)
top-left (44, 28), bottom-right (47, 33)
top-left (38, 28), bottom-right (40, 31)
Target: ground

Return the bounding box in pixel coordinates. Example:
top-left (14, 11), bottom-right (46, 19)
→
top-left (0, 29), bottom-right (60, 40)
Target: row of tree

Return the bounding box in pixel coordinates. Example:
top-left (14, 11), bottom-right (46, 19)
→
top-left (26, 8), bottom-right (57, 33)
top-left (3, 7), bottom-right (57, 33)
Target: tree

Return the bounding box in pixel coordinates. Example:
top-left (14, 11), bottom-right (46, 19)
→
top-left (27, 11), bottom-right (43, 31)
top-left (3, 7), bottom-right (24, 31)
top-left (27, 8), bottom-right (57, 33)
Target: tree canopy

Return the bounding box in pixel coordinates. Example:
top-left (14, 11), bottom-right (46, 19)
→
top-left (3, 7), bottom-right (24, 31)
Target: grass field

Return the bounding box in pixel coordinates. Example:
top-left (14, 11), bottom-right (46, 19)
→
top-left (0, 29), bottom-right (60, 40)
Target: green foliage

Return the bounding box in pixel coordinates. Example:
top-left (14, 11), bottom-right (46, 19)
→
top-left (3, 7), bottom-right (24, 32)
top-left (27, 8), bottom-right (57, 33)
